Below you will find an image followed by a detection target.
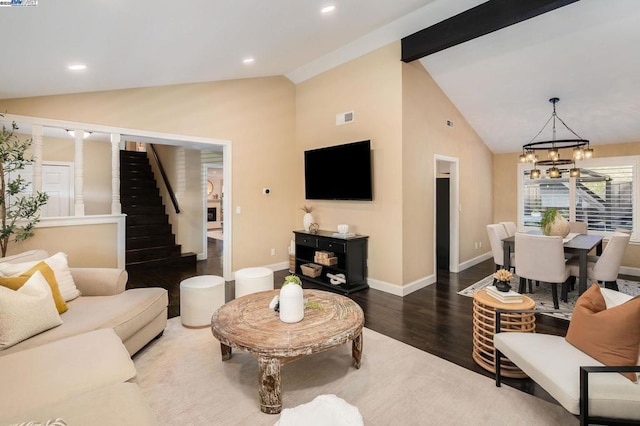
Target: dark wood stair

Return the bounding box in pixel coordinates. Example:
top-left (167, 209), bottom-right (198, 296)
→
top-left (120, 150), bottom-right (197, 268)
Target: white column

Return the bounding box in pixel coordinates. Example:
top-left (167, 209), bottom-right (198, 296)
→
top-left (74, 129), bottom-right (85, 216)
top-left (111, 133), bottom-right (122, 214)
top-left (31, 125), bottom-right (44, 193)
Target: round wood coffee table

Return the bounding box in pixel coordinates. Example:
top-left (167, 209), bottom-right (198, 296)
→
top-left (211, 289), bottom-right (364, 414)
top-left (472, 289), bottom-right (535, 378)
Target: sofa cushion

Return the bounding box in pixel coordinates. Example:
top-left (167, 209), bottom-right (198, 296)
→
top-left (0, 287), bottom-right (168, 356)
top-left (0, 271), bottom-right (62, 351)
top-left (9, 419), bottom-right (66, 426)
top-left (3, 383), bottom-right (155, 426)
top-left (0, 252), bottom-right (80, 302)
top-left (0, 329), bottom-right (137, 421)
top-left (0, 262), bottom-right (68, 314)
top-left (495, 332), bottom-right (640, 420)
top-left (566, 284), bottom-right (640, 382)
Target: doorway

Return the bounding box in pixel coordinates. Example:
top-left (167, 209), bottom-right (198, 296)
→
top-left (434, 156), bottom-right (460, 274)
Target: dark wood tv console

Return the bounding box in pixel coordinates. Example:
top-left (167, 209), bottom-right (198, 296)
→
top-left (293, 230), bottom-right (369, 294)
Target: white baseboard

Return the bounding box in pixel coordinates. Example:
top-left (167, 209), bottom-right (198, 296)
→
top-left (457, 251), bottom-right (493, 272)
top-left (620, 266), bottom-right (640, 277)
top-left (367, 273), bottom-right (436, 297)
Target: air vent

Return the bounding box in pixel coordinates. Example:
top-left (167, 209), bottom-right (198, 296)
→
top-left (336, 111), bottom-right (354, 126)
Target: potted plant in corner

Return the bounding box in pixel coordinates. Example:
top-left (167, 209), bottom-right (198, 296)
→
top-left (540, 207), bottom-right (570, 237)
top-left (0, 116), bottom-right (49, 257)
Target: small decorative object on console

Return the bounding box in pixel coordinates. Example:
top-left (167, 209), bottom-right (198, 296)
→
top-left (493, 269), bottom-right (513, 292)
top-left (301, 205), bottom-right (314, 232)
top-left (300, 263), bottom-right (322, 278)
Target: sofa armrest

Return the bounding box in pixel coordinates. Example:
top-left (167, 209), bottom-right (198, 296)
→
top-left (580, 365), bottom-right (640, 426)
top-left (70, 268), bottom-right (128, 296)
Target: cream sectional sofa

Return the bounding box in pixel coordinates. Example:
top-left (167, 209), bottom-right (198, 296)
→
top-left (0, 250), bottom-right (168, 425)
top-left (0, 250), bottom-right (168, 356)
top-left (0, 329), bottom-right (156, 425)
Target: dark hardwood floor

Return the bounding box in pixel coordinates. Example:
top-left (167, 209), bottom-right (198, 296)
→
top-left (127, 237), bottom-right (573, 405)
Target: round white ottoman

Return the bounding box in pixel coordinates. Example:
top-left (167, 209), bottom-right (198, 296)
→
top-left (180, 275), bottom-right (225, 327)
top-left (235, 267), bottom-right (274, 299)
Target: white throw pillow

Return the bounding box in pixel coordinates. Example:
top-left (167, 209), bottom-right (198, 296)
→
top-left (0, 271), bottom-right (63, 350)
top-left (0, 252), bottom-right (80, 302)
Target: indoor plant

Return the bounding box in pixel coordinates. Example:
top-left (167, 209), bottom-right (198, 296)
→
top-left (0, 116), bottom-right (49, 257)
top-left (540, 207), bottom-right (570, 237)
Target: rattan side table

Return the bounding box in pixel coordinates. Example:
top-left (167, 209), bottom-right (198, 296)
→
top-left (472, 289), bottom-right (535, 378)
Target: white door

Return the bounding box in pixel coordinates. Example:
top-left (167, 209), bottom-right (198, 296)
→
top-left (20, 163), bottom-right (74, 217)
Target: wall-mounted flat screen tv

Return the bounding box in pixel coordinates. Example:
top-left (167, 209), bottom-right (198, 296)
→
top-left (304, 140), bottom-right (373, 201)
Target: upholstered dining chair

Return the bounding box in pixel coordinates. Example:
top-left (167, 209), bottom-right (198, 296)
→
top-left (568, 221), bottom-right (588, 234)
top-left (514, 233), bottom-right (571, 309)
top-left (614, 227), bottom-right (632, 235)
top-left (499, 221), bottom-right (517, 237)
top-left (567, 232), bottom-right (630, 291)
top-left (487, 224), bottom-right (514, 272)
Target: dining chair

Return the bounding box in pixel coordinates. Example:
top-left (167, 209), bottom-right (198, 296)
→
top-left (514, 233), bottom-right (571, 309)
top-left (486, 224), bottom-right (514, 272)
top-left (499, 221), bottom-right (517, 237)
top-left (614, 227), bottom-right (632, 235)
top-left (568, 221), bottom-right (588, 234)
top-left (567, 232), bottom-right (630, 291)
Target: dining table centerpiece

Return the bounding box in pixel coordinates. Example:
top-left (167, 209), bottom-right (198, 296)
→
top-left (540, 207), bottom-right (570, 237)
top-left (493, 268), bottom-right (513, 292)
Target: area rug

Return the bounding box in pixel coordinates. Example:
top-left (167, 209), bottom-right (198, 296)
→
top-left (458, 276), bottom-right (640, 320)
top-left (133, 318), bottom-right (577, 425)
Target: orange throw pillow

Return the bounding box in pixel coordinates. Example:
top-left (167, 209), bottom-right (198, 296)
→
top-left (566, 284), bottom-right (640, 382)
top-left (0, 262), bottom-right (68, 314)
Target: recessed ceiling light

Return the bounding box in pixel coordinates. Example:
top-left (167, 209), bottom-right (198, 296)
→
top-left (242, 57), bottom-right (255, 65)
top-left (68, 64), bottom-right (87, 71)
top-left (321, 5), bottom-right (336, 14)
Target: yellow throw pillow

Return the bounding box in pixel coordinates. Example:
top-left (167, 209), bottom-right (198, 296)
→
top-left (565, 283), bottom-right (640, 382)
top-left (0, 262), bottom-right (68, 314)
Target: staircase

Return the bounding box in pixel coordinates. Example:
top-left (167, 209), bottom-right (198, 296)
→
top-left (120, 150), bottom-right (197, 268)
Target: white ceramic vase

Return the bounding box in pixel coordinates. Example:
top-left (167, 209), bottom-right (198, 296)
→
top-left (279, 284), bottom-right (304, 323)
top-left (303, 213), bottom-right (314, 232)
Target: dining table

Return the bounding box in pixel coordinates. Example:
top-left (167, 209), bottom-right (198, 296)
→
top-left (502, 232), bottom-right (603, 296)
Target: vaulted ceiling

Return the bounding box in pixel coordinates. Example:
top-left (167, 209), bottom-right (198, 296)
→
top-left (1, 0), bottom-right (639, 154)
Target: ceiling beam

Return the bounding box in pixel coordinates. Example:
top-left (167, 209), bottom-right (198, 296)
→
top-left (401, 0), bottom-right (580, 62)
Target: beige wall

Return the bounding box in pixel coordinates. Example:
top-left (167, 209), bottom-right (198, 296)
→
top-left (493, 142), bottom-right (640, 269)
top-left (296, 42), bottom-right (494, 288)
top-left (402, 60), bottom-right (494, 281)
top-left (296, 43), bottom-right (404, 287)
top-left (0, 77), bottom-right (297, 271)
top-left (7, 223), bottom-right (118, 267)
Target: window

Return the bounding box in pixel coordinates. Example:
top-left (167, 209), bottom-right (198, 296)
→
top-left (518, 156), bottom-right (638, 240)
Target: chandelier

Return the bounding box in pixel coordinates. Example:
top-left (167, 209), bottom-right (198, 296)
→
top-left (519, 97), bottom-right (592, 179)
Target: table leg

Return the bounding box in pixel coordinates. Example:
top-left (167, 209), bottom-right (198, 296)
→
top-left (503, 242), bottom-right (510, 270)
top-left (578, 250), bottom-right (588, 295)
top-left (220, 343), bottom-right (232, 361)
top-left (352, 332), bottom-right (363, 369)
top-left (258, 357), bottom-right (282, 414)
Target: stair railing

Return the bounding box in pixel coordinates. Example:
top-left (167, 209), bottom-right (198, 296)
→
top-left (148, 144), bottom-right (180, 214)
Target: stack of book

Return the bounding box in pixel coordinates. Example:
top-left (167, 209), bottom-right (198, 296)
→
top-left (485, 286), bottom-right (523, 303)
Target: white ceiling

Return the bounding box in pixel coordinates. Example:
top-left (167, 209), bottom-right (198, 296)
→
top-left (1, 0), bottom-right (639, 154)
